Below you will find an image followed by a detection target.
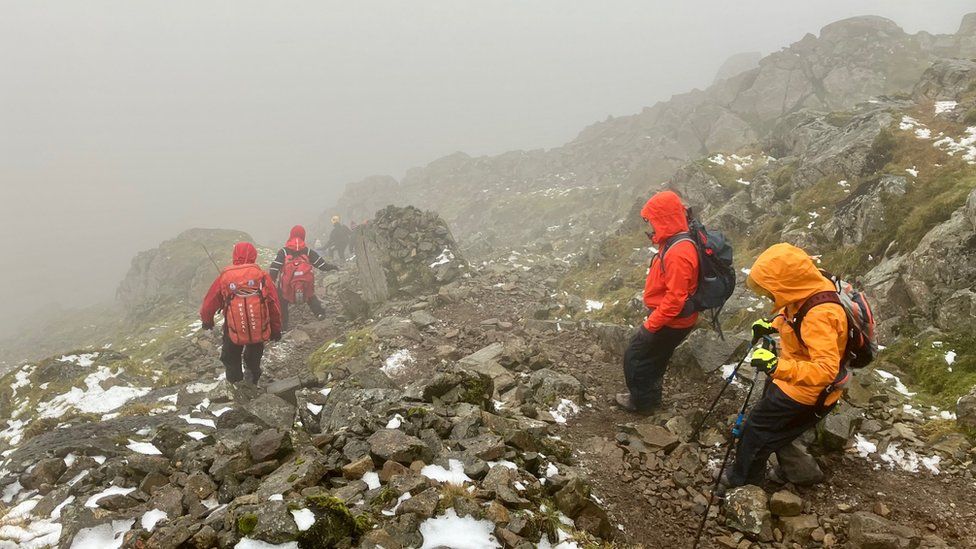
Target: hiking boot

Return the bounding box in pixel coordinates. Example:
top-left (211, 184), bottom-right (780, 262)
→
top-left (614, 393), bottom-right (657, 416)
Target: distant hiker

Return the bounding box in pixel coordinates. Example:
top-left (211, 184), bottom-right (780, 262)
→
top-left (325, 215), bottom-right (353, 261)
top-left (269, 224), bottom-right (338, 330)
top-left (726, 243), bottom-right (853, 488)
top-left (200, 242), bottom-right (282, 385)
top-left (616, 190), bottom-right (700, 415)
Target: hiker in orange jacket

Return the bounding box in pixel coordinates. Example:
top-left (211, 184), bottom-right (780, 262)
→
top-left (616, 190), bottom-right (699, 415)
top-left (200, 242), bottom-right (282, 385)
top-left (727, 242), bottom-right (848, 487)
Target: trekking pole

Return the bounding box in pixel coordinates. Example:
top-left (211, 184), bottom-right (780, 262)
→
top-left (692, 350), bottom-right (765, 549)
top-left (199, 243), bottom-right (222, 274)
top-left (689, 340), bottom-right (757, 442)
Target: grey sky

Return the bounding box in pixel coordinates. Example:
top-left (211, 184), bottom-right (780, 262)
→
top-left (0, 1), bottom-right (972, 332)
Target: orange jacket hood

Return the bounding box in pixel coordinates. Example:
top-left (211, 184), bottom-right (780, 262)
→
top-left (640, 191), bottom-right (689, 245)
top-left (749, 243), bottom-right (835, 312)
top-left (232, 242), bottom-right (258, 265)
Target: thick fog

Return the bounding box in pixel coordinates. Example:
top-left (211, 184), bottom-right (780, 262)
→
top-left (1, 0), bottom-right (972, 333)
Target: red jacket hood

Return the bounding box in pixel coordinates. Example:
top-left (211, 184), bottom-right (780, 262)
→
top-left (640, 191), bottom-right (689, 244)
top-left (232, 242), bottom-right (258, 265)
top-left (286, 225), bottom-right (307, 251)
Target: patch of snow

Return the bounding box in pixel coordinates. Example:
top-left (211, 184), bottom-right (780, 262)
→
top-left (421, 459), bottom-right (472, 485)
top-left (874, 369), bottom-right (916, 396)
top-left (234, 539), bottom-right (299, 549)
top-left (92, 456), bottom-right (106, 465)
top-left (186, 381), bottom-right (220, 394)
top-left (291, 508), bottom-right (315, 532)
top-left (945, 350), bottom-right (957, 365)
top-left (85, 486), bottom-right (136, 508)
top-left (319, 387), bottom-right (332, 398)
top-left (430, 249), bottom-right (456, 268)
top-left (854, 434), bottom-right (877, 458)
top-left (418, 508), bottom-right (499, 549)
top-left (899, 115), bottom-right (919, 130)
top-left (211, 406), bottom-right (232, 417)
top-left (140, 509), bottom-right (168, 531)
top-left (362, 471), bottom-right (381, 490)
top-left (306, 403), bottom-right (323, 415)
top-left (187, 431), bottom-right (207, 441)
top-left (935, 100), bottom-right (957, 114)
top-left (549, 399), bottom-right (580, 425)
top-left (922, 455), bottom-right (942, 475)
top-left (879, 442), bottom-right (920, 473)
top-left (69, 518), bottom-right (134, 549)
top-left (906, 167), bottom-right (918, 177)
top-left (487, 460), bottom-right (517, 470)
top-left (584, 300), bottom-right (604, 312)
top-left (385, 414), bottom-right (404, 429)
top-left (708, 154), bottom-right (726, 166)
top-left (382, 492), bottom-right (412, 516)
top-left (736, 178), bottom-right (751, 186)
top-left (59, 353), bottom-right (99, 367)
top-left (932, 126), bottom-right (976, 164)
top-left (179, 414), bottom-right (216, 429)
top-left (126, 440), bottom-right (162, 455)
top-left (915, 128), bottom-right (931, 139)
top-left (268, 494), bottom-right (283, 501)
top-left (546, 463), bottom-right (559, 477)
top-left (382, 349), bottom-right (415, 376)
top-left (51, 495), bottom-right (75, 519)
top-left (837, 180), bottom-right (849, 188)
top-left (38, 366), bottom-right (150, 418)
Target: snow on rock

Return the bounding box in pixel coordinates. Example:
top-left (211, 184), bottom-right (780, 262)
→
top-left (854, 434), bottom-right (877, 458)
top-left (58, 353), bottom-right (100, 367)
top-left (362, 471), bottom-right (381, 490)
top-left (932, 126), bottom-right (976, 164)
top-left (584, 300), bottom-right (604, 312)
top-left (421, 459), bottom-right (472, 485)
top-left (708, 154), bottom-right (726, 166)
top-left (126, 440), bottom-right (162, 455)
top-left (140, 509), bottom-right (167, 531)
top-left (382, 349), bottom-right (415, 376)
top-left (306, 403), bottom-right (323, 415)
top-left (85, 486), bottom-right (136, 508)
top-left (736, 178), bottom-right (751, 186)
top-left (418, 508), bottom-right (499, 549)
top-left (234, 539), bottom-right (299, 549)
top-left (187, 431), bottom-right (207, 441)
top-left (550, 399), bottom-right (581, 425)
top-left (179, 414), bottom-right (216, 429)
top-left (290, 508), bottom-right (315, 532)
top-left (386, 414), bottom-right (404, 429)
top-left (874, 369), bottom-right (916, 396)
top-left (429, 249), bottom-right (456, 268)
top-left (935, 100), bottom-right (957, 114)
top-left (487, 460), bottom-right (517, 471)
top-left (382, 493), bottom-right (412, 516)
top-left (906, 166), bottom-right (918, 177)
top-left (69, 518), bottom-right (134, 549)
top-left (38, 366), bottom-right (150, 418)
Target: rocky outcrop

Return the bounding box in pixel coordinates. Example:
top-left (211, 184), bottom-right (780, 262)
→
top-left (116, 228), bottom-right (253, 319)
top-left (713, 51), bottom-right (762, 83)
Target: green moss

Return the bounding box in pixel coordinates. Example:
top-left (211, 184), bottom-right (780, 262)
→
top-left (370, 487), bottom-right (398, 509)
top-left (884, 328), bottom-right (976, 408)
top-left (862, 128), bottom-right (896, 175)
top-left (406, 406), bottom-right (429, 418)
top-left (826, 111), bottom-right (854, 127)
top-left (964, 109), bottom-right (976, 127)
top-left (307, 329), bottom-right (373, 377)
top-left (298, 495), bottom-right (368, 549)
top-left (237, 513), bottom-right (258, 536)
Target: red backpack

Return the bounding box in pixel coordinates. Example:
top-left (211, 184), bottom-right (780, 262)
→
top-left (281, 249), bottom-right (314, 303)
top-left (220, 264), bottom-right (271, 345)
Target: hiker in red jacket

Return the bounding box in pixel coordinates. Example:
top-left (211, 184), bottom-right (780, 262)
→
top-left (200, 242), bottom-right (282, 385)
top-left (268, 225), bottom-right (338, 330)
top-left (616, 190), bottom-right (699, 415)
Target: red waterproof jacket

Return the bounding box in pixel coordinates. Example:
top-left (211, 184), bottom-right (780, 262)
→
top-left (200, 242), bottom-right (283, 338)
top-left (641, 191), bottom-right (699, 332)
top-left (285, 224), bottom-right (306, 252)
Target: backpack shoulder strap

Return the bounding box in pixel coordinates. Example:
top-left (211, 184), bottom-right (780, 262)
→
top-left (790, 291), bottom-right (841, 348)
top-left (657, 232), bottom-right (696, 271)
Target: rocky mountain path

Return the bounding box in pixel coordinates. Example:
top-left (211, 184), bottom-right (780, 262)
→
top-left (267, 251), bottom-right (976, 548)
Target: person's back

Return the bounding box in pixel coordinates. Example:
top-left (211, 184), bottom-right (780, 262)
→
top-left (200, 242), bottom-right (282, 384)
top-left (268, 225), bottom-right (338, 329)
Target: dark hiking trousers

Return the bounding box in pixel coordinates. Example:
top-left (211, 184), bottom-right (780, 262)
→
top-left (220, 328), bottom-right (264, 384)
top-left (623, 325), bottom-right (694, 410)
top-left (278, 289), bottom-right (325, 331)
top-left (728, 382), bottom-right (822, 487)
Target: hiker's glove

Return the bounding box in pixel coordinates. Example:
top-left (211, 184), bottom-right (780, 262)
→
top-left (271, 332), bottom-right (282, 342)
top-left (751, 318), bottom-right (776, 342)
top-left (751, 348), bottom-right (778, 375)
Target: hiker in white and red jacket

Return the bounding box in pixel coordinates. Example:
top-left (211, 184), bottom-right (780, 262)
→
top-left (268, 225), bottom-right (338, 330)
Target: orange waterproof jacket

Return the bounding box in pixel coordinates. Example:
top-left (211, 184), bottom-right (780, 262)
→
top-left (641, 191), bottom-right (699, 332)
top-left (750, 243), bottom-right (848, 407)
